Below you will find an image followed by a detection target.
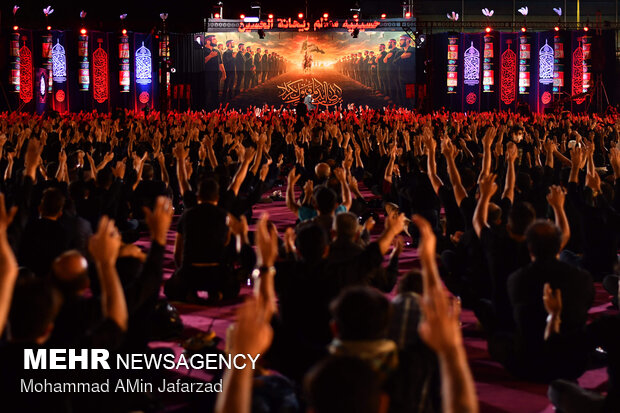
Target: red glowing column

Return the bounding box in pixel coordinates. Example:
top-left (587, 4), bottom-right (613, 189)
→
top-left (572, 40), bottom-right (584, 104)
top-left (19, 39), bottom-right (33, 104)
top-left (93, 39), bottom-right (109, 103)
top-left (500, 40), bottom-right (517, 106)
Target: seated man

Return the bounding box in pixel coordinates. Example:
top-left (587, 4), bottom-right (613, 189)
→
top-left (169, 178), bottom-right (247, 302)
top-left (504, 220), bottom-right (594, 380)
top-left (18, 187), bottom-right (70, 277)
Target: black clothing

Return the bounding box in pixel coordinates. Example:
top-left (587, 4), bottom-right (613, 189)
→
top-left (18, 218), bottom-right (70, 277)
top-left (176, 203), bottom-right (229, 265)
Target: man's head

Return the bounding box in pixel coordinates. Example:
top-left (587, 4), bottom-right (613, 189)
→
top-left (197, 177), bottom-right (220, 204)
top-left (379, 44), bottom-right (386, 52)
top-left (296, 222), bottom-right (328, 263)
top-left (142, 162), bottom-right (155, 181)
top-left (315, 162), bottom-right (331, 181)
top-left (388, 39), bottom-right (396, 49)
top-left (397, 270), bottom-right (423, 295)
top-left (256, 47), bottom-right (261, 54)
top-left (304, 356), bottom-right (384, 413)
top-left (39, 187), bottom-right (65, 220)
top-left (246, 46), bottom-right (252, 53)
top-left (205, 35), bottom-right (217, 47)
top-left (238, 43), bottom-right (245, 52)
top-left (9, 275), bottom-right (61, 344)
top-left (330, 286), bottom-right (391, 341)
top-left (508, 201), bottom-right (536, 237)
top-left (526, 220), bottom-right (562, 261)
top-left (399, 35), bottom-right (410, 48)
top-left (51, 250), bottom-right (89, 296)
top-left (334, 212), bottom-right (359, 241)
top-left (226, 39), bottom-right (235, 50)
top-left (315, 186), bottom-right (338, 215)
top-left (511, 126), bottom-right (524, 143)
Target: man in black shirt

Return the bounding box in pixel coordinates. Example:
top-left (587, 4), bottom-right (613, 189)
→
top-left (396, 35), bottom-right (415, 108)
top-left (377, 44), bottom-right (388, 95)
top-left (234, 43), bottom-right (246, 95)
top-left (222, 40), bottom-right (236, 100)
top-left (19, 187), bottom-right (70, 277)
top-left (253, 48), bottom-right (262, 87)
top-left (203, 35), bottom-right (225, 111)
top-left (169, 178), bottom-right (244, 302)
top-left (243, 46), bottom-right (254, 90)
top-left (507, 220), bottom-right (593, 380)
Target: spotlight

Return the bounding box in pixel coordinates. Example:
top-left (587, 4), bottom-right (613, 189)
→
top-left (521, 26), bottom-right (526, 32)
top-left (583, 26), bottom-right (589, 32)
top-left (353, 14), bottom-right (359, 19)
top-left (298, 13), bottom-right (304, 19)
top-left (214, 13), bottom-right (220, 18)
top-left (257, 29), bottom-right (265, 39)
top-left (122, 29), bottom-right (127, 35)
top-left (554, 26), bottom-right (560, 31)
top-left (240, 14), bottom-right (245, 19)
top-left (405, 11), bottom-right (411, 18)
top-left (485, 26), bottom-right (491, 33)
top-left (80, 28), bottom-right (87, 35)
top-left (13, 25), bottom-right (18, 31)
top-left (351, 28), bottom-right (360, 38)
top-left (47, 26), bottom-right (52, 31)
top-left (323, 13), bottom-right (329, 19)
top-left (268, 14), bottom-right (273, 19)
top-left (380, 13), bottom-right (386, 18)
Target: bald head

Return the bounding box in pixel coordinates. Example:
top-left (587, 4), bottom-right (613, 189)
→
top-left (52, 250), bottom-right (89, 295)
top-left (315, 163), bottom-right (331, 181)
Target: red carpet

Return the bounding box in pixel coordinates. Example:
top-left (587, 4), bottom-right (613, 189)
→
top-left (139, 184), bottom-right (614, 412)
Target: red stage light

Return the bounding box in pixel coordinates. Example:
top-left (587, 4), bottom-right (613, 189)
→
top-left (583, 26), bottom-right (589, 32)
top-left (323, 13), bottom-right (329, 19)
top-left (485, 26), bottom-right (492, 33)
top-left (240, 14), bottom-right (245, 19)
top-left (521, 27), bottom-right (526, 32)
top-left (122, 29), bottom-right (127, 35)
top-left (80, 28), bottom-right (87, 35)
top-left (13, 25), bottom-right (19, 31)
top-left (298, 13), bottom-right (304, 19)
top-left (268, 14), bottom-right (274, 19)
top-left (214, 13), bottom-right (220, 18)
top-left (405, 11), bottom-right (411, 18)
top-left (554, 26), bottom-right (560, 31)
top-left (381, 13), bottom-right (386, 19)
top-left (47, 26), bottom-right (52, 31)
top-left (353, 14), bottom-right (359, 19)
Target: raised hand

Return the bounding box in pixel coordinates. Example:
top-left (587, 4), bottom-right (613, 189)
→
top-left (255, 213), bottom-right (278, 268)
top-left (546, 185), bottom-right (566, 209)
top-left (479, 173), bottom-right (498, 198)
top-left (506, 141), bottom-right (518, 162)
top-left (543, 283), bottom-right (562, 318)
top-left (143, 196), bottom-right (174, 246)
top-left (89, 216), bottom-right (122, 266)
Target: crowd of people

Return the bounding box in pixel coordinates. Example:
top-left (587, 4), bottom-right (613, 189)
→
top-left (0, 105), bottom-right (619, 413)
top-left (335, 35), bottom-right (416, 107)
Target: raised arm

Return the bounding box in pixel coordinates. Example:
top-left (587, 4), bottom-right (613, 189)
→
top-left (442, 138), bottom-right (468, 206)
top-left (285, 167), bottom-right (302, 215)
top-left (228, 147), bottom-right (256, 196)
top-left (424, 135), bottom-right (443, 195)
top-left (413, 215), bottom-right (479, 413)
top-left (473, 173), bottom-right (498, 238)
top-left (502, 142), bottom-right (518, 203)
top-left (546, 185), bottom-right (570, 250)
top-left (0, 194), bottom-right (18, 335)
top-left (173, 142), bottom-right (191, 196)
top-left (334, 167), bottom-right (352, 211)
top-left (89, 216), bottom-right (128, 331)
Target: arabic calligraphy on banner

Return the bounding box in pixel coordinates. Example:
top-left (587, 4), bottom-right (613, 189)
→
top-left (239, 19), bottom-right (381, 33)
top-left (277, 78), bottom-right (343, 106)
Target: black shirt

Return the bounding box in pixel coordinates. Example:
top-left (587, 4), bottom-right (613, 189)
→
top-left (204, 46), bottom-right (222, 72)
top-left (177, 203), bottom-right (229, 265)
